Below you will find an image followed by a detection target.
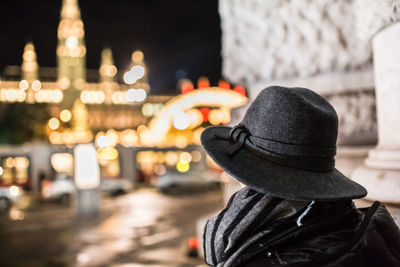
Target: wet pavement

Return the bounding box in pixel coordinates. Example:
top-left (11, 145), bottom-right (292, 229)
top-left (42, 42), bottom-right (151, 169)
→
top-left (0, 188), bottom-right (224, 267)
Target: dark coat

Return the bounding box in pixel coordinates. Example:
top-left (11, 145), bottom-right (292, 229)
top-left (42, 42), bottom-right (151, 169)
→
top-left (245, 202), bottom-right (400, 267)
top-left (204, 188), bottom-right (400, 267)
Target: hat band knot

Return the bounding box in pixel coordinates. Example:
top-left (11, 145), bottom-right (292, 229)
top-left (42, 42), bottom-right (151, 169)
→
top-left (215, 124), bottom-right (336, 172)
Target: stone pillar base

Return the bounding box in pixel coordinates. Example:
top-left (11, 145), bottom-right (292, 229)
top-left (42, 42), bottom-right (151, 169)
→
top-left (352, 149), bottom-right (400, 204)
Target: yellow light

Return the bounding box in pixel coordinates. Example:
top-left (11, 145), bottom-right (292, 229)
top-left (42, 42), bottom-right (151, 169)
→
top-left (19, 80), bottom-right (29, 91)
top-left (32, 80), bottom-right (41, 91)
top-left (97, 147), bottom-right (119, 161)
top-left (60, 109), bottom-right (72, 122)
top-left (49, 118), bottom-right (60, 130)
top-left (5, 157), bottom-right (16, 168)
top-left (176, 161), bottom-right (190, 173)
top-left (0, 166), bottom-right (3, 176)
top-left (179, 152), bottom-right (192, 163)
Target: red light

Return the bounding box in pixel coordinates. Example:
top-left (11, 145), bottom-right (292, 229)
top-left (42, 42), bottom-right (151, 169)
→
top-left (188, 237), bottom-right (199, 249)
top-left (197, 77), bottom-right (210, 89)
top-left (233, 85), bottom-right (246, 96)
top-left (218, 80), bottom-right (231, 89)
top-left (199, 107), bottom-right (210, 122)
top-left (181, 81), bottom-right (194, 94)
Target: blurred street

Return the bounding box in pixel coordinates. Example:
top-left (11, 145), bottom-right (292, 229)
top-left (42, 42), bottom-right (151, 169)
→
top-left (0, 189), bottom-right (223, 267)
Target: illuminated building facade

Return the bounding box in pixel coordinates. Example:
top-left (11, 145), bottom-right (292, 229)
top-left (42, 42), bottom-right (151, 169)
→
top-left (0, 0), bottom-right (247, 190)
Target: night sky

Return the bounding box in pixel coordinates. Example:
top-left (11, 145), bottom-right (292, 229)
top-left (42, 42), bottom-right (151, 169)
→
top-left (0, 0), bottom-right (221, 95)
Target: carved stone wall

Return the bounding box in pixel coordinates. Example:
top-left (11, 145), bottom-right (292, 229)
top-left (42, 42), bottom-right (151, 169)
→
top-left (221, 0), bottom-right (400, 145)
top-left (220, 0), bottom-right (400, 86)
top-left (325, 89), bottom-right (377, 145)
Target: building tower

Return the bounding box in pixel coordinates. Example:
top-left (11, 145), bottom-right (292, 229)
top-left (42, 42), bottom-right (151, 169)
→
top-left (57, 0), bottom-right (86, 107)
top-left (99, 47), bottom-right (118, 104)
top-left (130, 50), bottom-right (149, 92)
top-left (21, 42), bottom-right (39, 103)
top-left (125, 50), bottom-right (150, 92)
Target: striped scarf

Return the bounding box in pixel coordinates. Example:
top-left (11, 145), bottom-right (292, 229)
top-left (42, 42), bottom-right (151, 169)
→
top-left (203, 187), bottom-right (310, 266)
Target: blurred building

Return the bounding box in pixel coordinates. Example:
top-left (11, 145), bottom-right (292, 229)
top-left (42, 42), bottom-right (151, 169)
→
top-left (219, 0), bottom-right (400, 203)
top-left (0, 0), bottom-right (248, 191)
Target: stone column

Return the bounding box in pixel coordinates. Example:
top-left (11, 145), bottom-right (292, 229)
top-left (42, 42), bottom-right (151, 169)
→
top-left (352, 22), bottom-right (400, 204)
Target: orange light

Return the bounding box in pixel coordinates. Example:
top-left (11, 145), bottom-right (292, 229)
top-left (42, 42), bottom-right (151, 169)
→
top-left (218, 80), bottom-right (231, 89)
top-left (199, 107), bottom-right (210, 122)
top-left (188, 237), bottom-right (199, 249)
top-left (233, 85), bottom-right (246, 96)
top-left (197, 77), bottom-right (210, 89)
top-left (181, 81), bottom-right (194, 94)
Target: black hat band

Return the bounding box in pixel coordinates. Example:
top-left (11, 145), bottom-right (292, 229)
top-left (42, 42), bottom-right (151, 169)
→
top-left (215, 124), bottom-right (335, 172)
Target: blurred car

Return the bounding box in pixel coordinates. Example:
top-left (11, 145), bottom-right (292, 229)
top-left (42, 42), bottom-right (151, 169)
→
top-left (0, 185), bottom-right (23, 212)
top-left (157, 170), bottom-right (221, 194)
top-left (42, 173), bottom-right (75, 204)
top-left (42, 172), bottom-right (133, 203)
top-left (100, 178), bottom-right (133, 196)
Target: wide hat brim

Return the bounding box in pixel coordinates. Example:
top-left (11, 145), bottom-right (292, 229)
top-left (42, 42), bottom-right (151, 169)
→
top-left (201, 126), bottom-right (367, 201)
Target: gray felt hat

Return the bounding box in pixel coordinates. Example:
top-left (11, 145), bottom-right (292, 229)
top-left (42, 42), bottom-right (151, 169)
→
top-left (201, 86), bottom-right (367, 201)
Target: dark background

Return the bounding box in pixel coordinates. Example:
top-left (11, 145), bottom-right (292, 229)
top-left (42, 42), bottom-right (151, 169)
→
top-left (0, 0), bottom-right (221, 94)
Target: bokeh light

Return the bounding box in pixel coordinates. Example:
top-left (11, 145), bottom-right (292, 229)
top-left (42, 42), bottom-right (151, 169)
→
top-left (48, 118), bottom-right (60, 130)
top-left (176, 161), bottom-right (190, 173)
top-left (32, 80), bottom-right (41, 91)
top-left (19, 80), bottom-right (29, 91)
top-left (179, 152), bottom-right (192, 163)
top-left (172, 112), bottom-right (190, 130)
top-left (60, 109), bottom-right (72, 122)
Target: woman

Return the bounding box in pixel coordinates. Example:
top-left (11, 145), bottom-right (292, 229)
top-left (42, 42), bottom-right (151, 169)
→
top-left (201, 86), bottom-right (400, 266)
